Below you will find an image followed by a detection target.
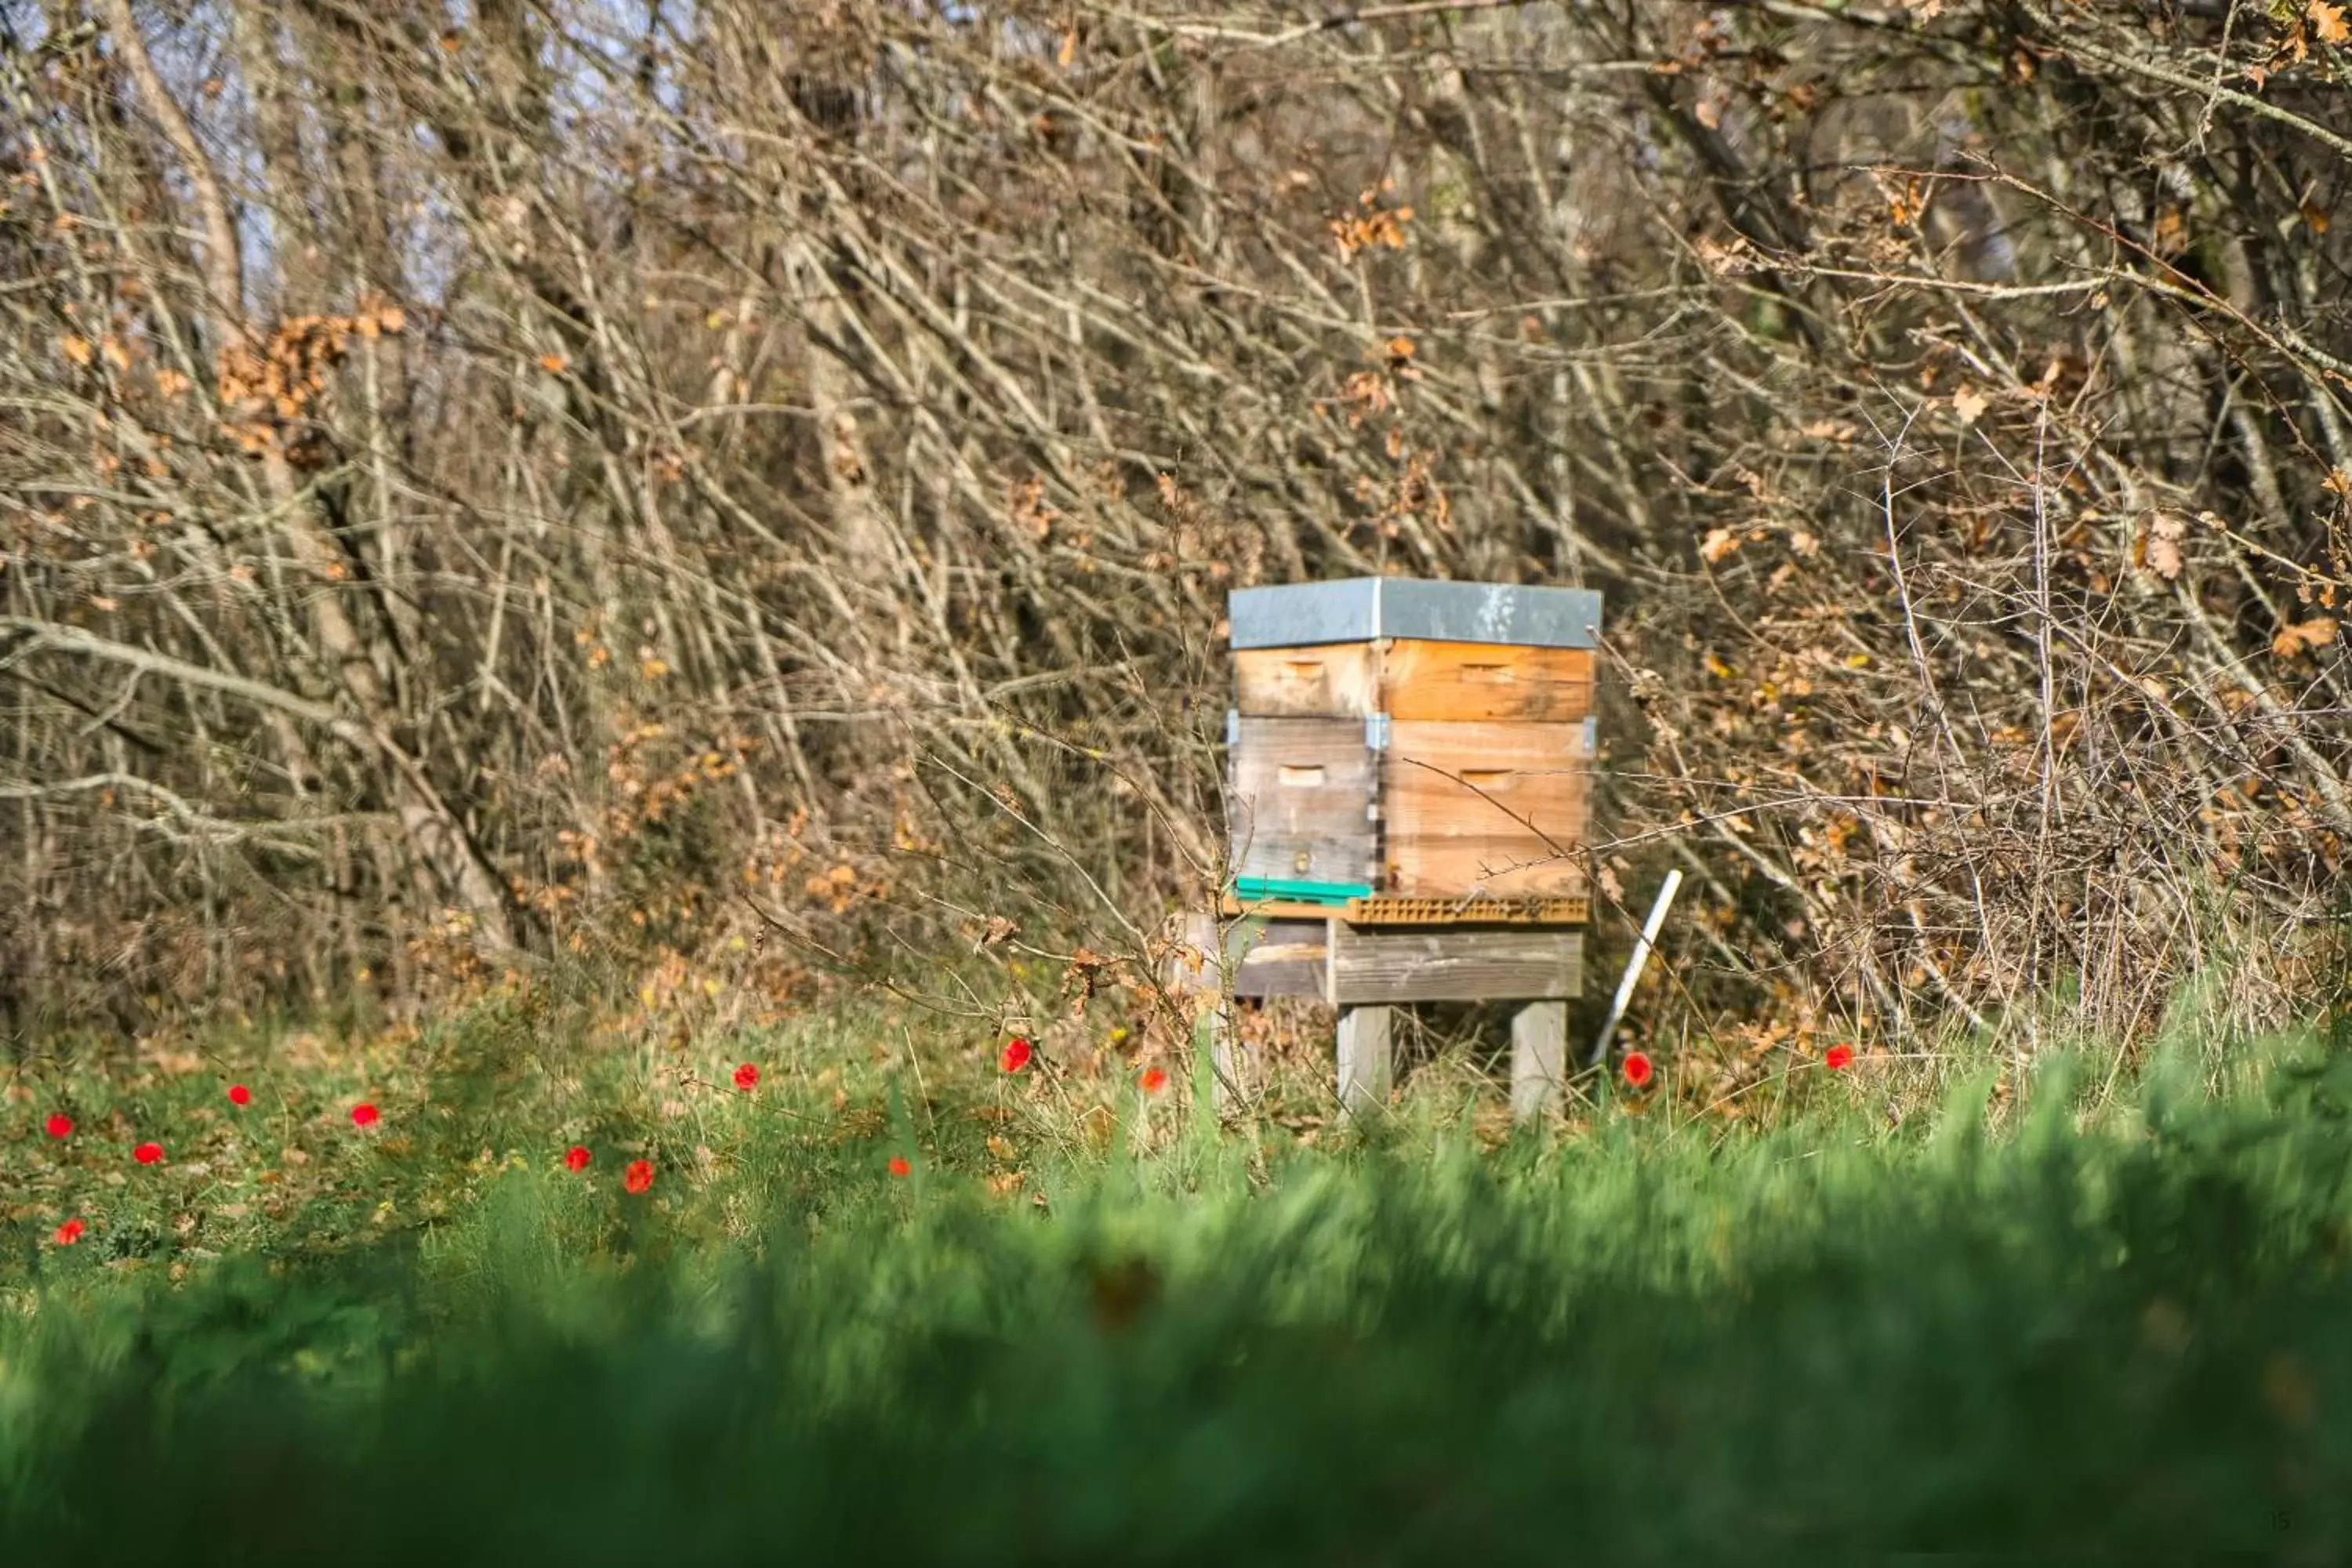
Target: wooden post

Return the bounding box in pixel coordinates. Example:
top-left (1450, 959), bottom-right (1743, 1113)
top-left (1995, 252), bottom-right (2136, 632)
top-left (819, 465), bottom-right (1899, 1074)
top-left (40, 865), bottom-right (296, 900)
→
top-left (1335, 1004), bottom-right (1394, 1120)
top-left (1510, 1000), bottom-right (1567, 1123)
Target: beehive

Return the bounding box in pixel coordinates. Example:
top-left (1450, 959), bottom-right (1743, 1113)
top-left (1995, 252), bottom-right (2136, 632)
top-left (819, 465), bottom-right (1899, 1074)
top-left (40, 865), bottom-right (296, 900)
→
top-left (1223, 577), bottom-right (1602, 915)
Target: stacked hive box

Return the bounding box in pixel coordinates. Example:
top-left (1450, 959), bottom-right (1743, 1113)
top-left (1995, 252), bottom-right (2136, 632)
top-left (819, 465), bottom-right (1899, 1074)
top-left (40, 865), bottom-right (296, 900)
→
top-left (1218, 577), bottom-right (1601, 1014)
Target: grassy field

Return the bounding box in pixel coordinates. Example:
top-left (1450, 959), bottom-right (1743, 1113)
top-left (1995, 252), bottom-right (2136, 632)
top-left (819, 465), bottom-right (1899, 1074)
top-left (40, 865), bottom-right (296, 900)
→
top-left (5, 988), bottom-right (2352, 1563)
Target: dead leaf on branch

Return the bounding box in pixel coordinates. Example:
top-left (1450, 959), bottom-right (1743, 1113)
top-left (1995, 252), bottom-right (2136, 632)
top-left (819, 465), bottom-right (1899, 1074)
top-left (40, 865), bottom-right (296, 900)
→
top-left (1062, 946), bottom-right (1115, 1018)
top-left (2139, 512), bottom-right (2189, 582)
top-left (1951, 387), bottom-right (1989, 426)
top-left (2274, 618), bottom-right (2338, 658)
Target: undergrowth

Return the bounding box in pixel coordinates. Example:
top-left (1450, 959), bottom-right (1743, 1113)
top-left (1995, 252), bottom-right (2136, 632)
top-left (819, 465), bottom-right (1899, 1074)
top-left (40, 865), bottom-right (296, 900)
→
top-left (3, 993), bottom-right (2352, 1562)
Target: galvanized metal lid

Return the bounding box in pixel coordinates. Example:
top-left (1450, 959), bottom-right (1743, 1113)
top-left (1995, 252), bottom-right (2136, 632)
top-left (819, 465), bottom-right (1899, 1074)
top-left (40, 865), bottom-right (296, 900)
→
top-left (1228, 577), bottom-right (1604, 651)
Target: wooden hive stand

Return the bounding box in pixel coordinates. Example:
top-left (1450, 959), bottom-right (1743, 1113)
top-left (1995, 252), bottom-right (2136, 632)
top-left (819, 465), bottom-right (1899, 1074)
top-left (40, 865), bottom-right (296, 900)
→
top-left (1180, 577), bottom-right (1602, 1123)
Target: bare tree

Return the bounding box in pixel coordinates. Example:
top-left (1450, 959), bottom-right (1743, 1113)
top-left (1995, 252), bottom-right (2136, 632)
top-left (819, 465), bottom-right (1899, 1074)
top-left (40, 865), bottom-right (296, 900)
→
top-left (0, 0), bottom-right (2344, 1058)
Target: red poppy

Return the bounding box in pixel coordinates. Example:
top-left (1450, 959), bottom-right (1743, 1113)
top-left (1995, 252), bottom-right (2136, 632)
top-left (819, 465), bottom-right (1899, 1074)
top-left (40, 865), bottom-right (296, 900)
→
top-left (1139, 1067), bottom-right (1169, 1095)
top-left (1826, 1044), bottom-right (1856, 1071)
top-left (132, 1142), bottom-right (164, 1165)
top-left (733, 1062), bottom-right (760, 1092)
top-left (623, 1159), bottom-right (655, 1194)
top-left (1621, 1051), bottom-right (1655, 1089)
top-left (350, 1102), bottom-right (379, 1128)
top-left (53, 1218), bottom-right (85, 1247)
top-left (564, 1145), bottom-right (593, 1173)
top-left (887, 1155), bottom-right (912, 1178)
top-left (1000, 1036), bottom-right (1034, 1074)
top-left (43, 1113), bottom-right (72, 1140)
top-left (227, 1083), bottom-right (252, 1107)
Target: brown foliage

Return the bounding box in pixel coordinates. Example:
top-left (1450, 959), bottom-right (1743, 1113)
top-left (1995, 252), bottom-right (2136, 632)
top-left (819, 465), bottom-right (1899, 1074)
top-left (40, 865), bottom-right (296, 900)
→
top-left (0, 0), bottom-right (2347, 1052)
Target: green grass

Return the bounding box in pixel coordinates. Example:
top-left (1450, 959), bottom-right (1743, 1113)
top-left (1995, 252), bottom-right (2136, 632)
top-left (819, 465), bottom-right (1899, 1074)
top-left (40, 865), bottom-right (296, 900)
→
top-left (5, 996), bottom-right (2352, 1562)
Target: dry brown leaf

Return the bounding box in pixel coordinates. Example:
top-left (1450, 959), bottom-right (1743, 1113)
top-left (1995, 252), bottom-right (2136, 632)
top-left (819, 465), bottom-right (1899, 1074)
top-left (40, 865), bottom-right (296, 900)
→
top-left (1700, 527), bottom-right (1741, 564)
top-left (61, 336), bottom-right (92, 367)
top-left (539, 353), bottom-right (568, 375)
top-left (1057, 26), bottom-right (1077, 67)
top-left (2151, 206), bottom-right (2187, 258)
top-left (2311, 0), bottom-right (2350, 45)
top-left (2273, 618), bottom-right (2339, 658)
top-left (1951, 387), bottom-right (1989, 426)
top-left (2146, 513), bottom-right (2187, 581)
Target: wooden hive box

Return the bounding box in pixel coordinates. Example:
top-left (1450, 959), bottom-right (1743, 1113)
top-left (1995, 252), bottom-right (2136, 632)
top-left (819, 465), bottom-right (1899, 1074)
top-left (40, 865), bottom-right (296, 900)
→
top-left (1223, 577), bottom-right (1602, 916)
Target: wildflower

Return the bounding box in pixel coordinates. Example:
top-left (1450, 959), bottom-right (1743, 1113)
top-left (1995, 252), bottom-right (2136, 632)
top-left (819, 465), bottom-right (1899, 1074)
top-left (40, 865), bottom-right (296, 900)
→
top-left (227, 1083), bottom-right (252, 1107)
top-left (44, 1113), bottom-right (72, 1140)
top-left (624, 1159), bottom-right (655, 1194)
top-left (1000, 1036), bottom-right (1034, 1074)
top-left (1621, 1051), bottom-right (1655, 1089)
top-left (54, 1218), bottom-right (85, 1246)
top-left (564, 1145), bottom-right (593, 1173)
top-left (1139, 1067), bottom-right (1169, 1095)
top-left (1826, 1044), bottom-right (1856, 1071)
top-left (350, 1102), bottom-right (379, 1128)
top-left (733, 1062), bottom-right (760, 1092)
top-left (132, 1142), bottom-right (164, 1166)
top-left (887, 1156), bottom-right (912, 1178)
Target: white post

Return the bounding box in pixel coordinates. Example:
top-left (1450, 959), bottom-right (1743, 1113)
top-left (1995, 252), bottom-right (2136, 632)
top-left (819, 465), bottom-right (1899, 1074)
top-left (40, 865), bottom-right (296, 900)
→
top-left (1592, 869), bottom-right (1682, 1061)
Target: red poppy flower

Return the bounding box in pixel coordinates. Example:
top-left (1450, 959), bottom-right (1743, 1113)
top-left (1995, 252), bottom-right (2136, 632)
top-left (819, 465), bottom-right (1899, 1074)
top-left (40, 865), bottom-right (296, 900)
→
top-left (1000, 1036), bottom-right (1034, 1074)
top-left (132, 1142), bottom-right (164, 1166)
top-left (564, 1145), bottom-right (593, 1173)
top-left (887, 1155), bottom-right (912, 1178)
top-left (733, 1062), bottom-right (760, 1092)
top-left (43, 1113), bottom-right (72, 1140)
top-left (227, 1083), bottom-right (252, 1107)
top-left (1826, 1044), bottom-right (1856, 1071)
top-left (350, 1102), bottom-right (379, 1128)
top-left (623, 1159), bottom-right (655, 1194)
top-left (1621, 1051), bottom-right (1655, 1089)
top-left (53, 1218), bottom-right (85, 1247)
top-left (1139, 1067), bottom-right (1169, 1095)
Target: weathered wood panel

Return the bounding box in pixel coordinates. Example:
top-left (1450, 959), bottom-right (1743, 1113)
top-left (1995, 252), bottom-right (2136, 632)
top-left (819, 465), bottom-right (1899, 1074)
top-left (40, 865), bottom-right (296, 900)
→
top-left (1233, 644), bottom-right (1378, 717)
top-left (1233, 919), bottom-right (1331, 1000)
top-left (1228, 717), bottom-right (1377, 886)
top-left (1234, 640), bottom-right (1594, 724)
top-left (1383, 720), bottom-right (1589, 898)
top-left (1167, 914), bottom-right (1329, 1000)
top-left (1381, 642), bottom-right (1594, 723)
top-left (1328, 926), bottom-right (1584, 1004)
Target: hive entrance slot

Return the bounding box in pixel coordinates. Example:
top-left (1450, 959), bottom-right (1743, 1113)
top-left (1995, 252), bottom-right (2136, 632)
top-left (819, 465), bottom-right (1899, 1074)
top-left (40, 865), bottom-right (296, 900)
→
top-left (1279, 764), bottom-right (1327, 788)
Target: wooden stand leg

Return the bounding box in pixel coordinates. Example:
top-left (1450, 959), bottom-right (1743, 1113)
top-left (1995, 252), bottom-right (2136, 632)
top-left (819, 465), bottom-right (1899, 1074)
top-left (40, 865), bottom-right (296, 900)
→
top-left (1511, 1000), bottom-right (1567, 1123)
top-left (1335, 1004), bottom-right (1395, 1120)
